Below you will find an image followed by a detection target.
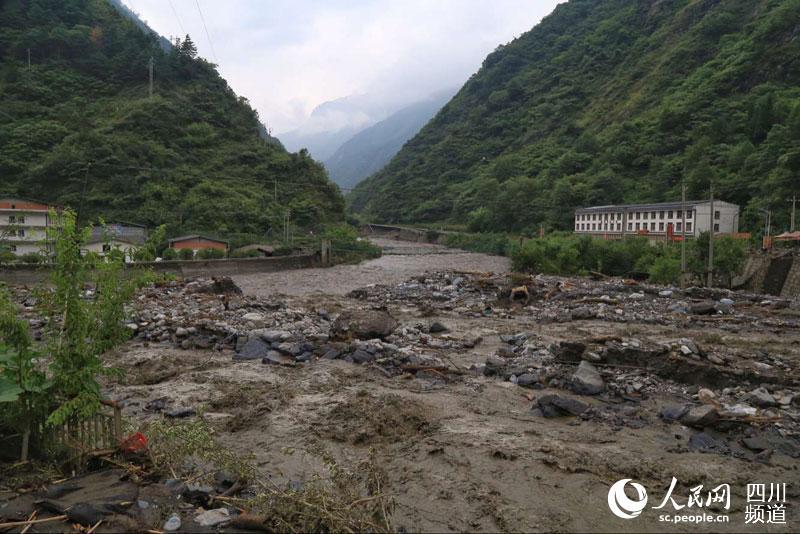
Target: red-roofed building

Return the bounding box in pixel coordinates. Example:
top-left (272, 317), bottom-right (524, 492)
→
top-left (0, 197), bottom-right (59, 255)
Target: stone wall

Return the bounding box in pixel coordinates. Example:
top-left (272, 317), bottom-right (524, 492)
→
top-left (733, 253), bottom-right (800, 297)
top-left (0, 254), bottom-right (319, 286)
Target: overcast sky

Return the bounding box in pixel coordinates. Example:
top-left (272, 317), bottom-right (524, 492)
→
top-left (124, 0), bottom-right (562, 133)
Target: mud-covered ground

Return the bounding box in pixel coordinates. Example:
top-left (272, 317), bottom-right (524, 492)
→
top-left (6, 239), bottom-right (798, 532)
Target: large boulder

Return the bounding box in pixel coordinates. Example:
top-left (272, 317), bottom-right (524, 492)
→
top-left (571, 361), bottom-right (605, 395)
top-left (330, 309), bottom-right (398, 340)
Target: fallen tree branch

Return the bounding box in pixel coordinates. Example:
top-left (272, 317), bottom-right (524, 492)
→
top-left (0, 514), bottom-right (68, 530)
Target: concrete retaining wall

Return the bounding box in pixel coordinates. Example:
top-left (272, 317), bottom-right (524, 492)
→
top-left (0, 254), bottom-right (319, 286)
top-left (734, 253), bottom-right (800, 297)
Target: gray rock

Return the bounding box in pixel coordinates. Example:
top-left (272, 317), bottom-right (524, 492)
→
top-left (688, 432), bottom-right (728, 453)
top-left (516, 373), bottom-right (539, 388)
top-left (742, 436), bottom-right (770, 452)
top-left (166, 407), bottom-right (196, 418)
top-left (175, 327), bottom-right (189, 338)
top-left (691, 301), bottom-right (716, 315)
top-left (262, 350), bottom-right (295, 366)
top-left (234, 337), bottom-right (270, 360)
top-left (330, 310), bottom-right (398, 340)
top-left (552, 341), bottom-right (586, 362)
top-left (163, 514), bottom-right (181, 532)
top-left (351, 349), bottom-right (375, 364)
top-left (570, 306), bottom-right (597, 320)
top-left (681, 405), bottom-right (719, 428)
top-left (428, 321), bottom-right (449, 333)
top-left (322, 349), bottom-right (341, 360)
top-left (483, 355), bottom-right (506, 376)
top-left (571, 361), bottom-right (605, 395)
top-left (500, 333), bottom-right (527, 345)
top-left (746, 387), bottom-right (778, 407)
top-left (194, 508), bottom-right (231, 527)
top-left (255, 329), bottom-right (292, 343)
top-left (536, 394), bottom-right (589, 417)
top-left (659, 404), bottom-right (689, 421)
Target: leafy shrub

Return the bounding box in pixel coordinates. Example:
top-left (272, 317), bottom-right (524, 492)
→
top-left (18, 252), bottom-right (43, 264)
top-left (648, 255), bottom-right (682, 285)
top-left (444, 232), bottom-right (513, 256)
top-left (322, 224), bottom-right (381, 264)
top-left (197, 248), bottom-right (226, 260)
top-left (230, 249), bottom-right (262, 258)
top-left (178, 248), bottom-right (195, 260)
top-left (161, 247), bottom-right (178, 261)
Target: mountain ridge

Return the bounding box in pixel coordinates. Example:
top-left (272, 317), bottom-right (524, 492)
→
top-left (349, 0), bottom-right (800, 234)
top-left (0, 0), bottom-right (342, 241)
top-left (324, 89), bottom-right (456, 190)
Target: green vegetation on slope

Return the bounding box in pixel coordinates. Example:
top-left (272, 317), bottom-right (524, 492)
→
top-left (444, 231), bottom-right (747, 286)
top-left (350, 0), bottom-right (800, 236)
top-left (0, 0), bottom-right (344, 238)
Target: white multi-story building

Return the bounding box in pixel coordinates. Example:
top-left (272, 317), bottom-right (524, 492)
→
top-left (574, 200), bottom-right (739, 239)
top-left (0, 197), bottom-right (57, 255)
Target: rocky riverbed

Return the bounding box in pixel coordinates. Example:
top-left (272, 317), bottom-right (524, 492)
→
top-left (3, 240), bottom-right (800, 532)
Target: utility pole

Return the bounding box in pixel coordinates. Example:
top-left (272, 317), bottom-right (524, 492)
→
top-left (681, 183), bottom-right (687, 288)
top-left (789, 195), bottom-right (797, 232)
top-left (148, 56), bottom-right (154, 98)
top-left (707, 183), bottom-right (714, 287)
top-left (78, 163), bottom-right (92, 225)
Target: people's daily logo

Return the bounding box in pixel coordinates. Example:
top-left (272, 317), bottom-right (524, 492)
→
top-left (607, 478), bottom-right (787, 525)
top-left (607, 479), bottom-right (648, 519)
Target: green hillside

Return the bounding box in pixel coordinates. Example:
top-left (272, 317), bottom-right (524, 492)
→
top-left (349, 0), bottom-right (800, 235)
top-left (0, 0), bottom-right (344, 239)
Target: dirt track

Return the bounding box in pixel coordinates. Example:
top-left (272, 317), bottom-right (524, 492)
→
top-left (103, 239), bottom-right (799, 533)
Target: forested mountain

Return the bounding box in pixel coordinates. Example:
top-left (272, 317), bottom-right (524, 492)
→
top-left (349, 0), bottom-right (800, 235)
top-left (0, 0), bottom-right (343, 240)
top-left (324, 89), bottom-right (456, 190)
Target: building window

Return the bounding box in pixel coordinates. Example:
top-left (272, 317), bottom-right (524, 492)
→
top-left (628, 222), bottom-right (633, 231)
top-left (714, 223), bottom-right (719, 232)
top-left (643, 212), bottom-right (648, 220)
top-left (635, 223), bottom-right (640, 230)
top-left (714, 210), bottom-right (720, 220)
top-left (686, 222), bottom-right (692, 231)
top-left (677, 222), bottom-right (682, 231)
top-left (102, 244), bottom-right (112, 252)
top-left (676, 210), bottom-right (682, 218)
top-left (659, 222), bottom-right (665, 231)
top-left (10, 245), bottom-right (16, 252)
top-left (651, 211), bottom-right (656, 219)
top-left (617, 223), bottom-right (621, 231)
top-left (635, 212), bottom-right (641, 220)
top-left (650, 223), bottom-right (656, 231)
top-left (659, 211), bottom-right (665, 219)
top-left (687, 211), bottom-right (693, 219)
top-left (668, 211), bottom-right (673, 218)
top-left (17, 229), bottom-right (24, 237)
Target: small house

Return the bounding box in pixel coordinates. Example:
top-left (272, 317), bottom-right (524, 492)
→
top-left (168, 235), bottom-right (229, 254)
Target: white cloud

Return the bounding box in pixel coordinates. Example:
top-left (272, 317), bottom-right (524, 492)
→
top-left (125, 0), bottom-right (561, 132)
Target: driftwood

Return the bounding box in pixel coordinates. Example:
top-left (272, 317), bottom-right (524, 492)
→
top-left (0, 515), bottom-right (68, 530)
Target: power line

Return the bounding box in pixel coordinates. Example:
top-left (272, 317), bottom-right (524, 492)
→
top-left (194, 0), bottom-right (218, 63)
top-left (167, 0), bottom-right (186, 37)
